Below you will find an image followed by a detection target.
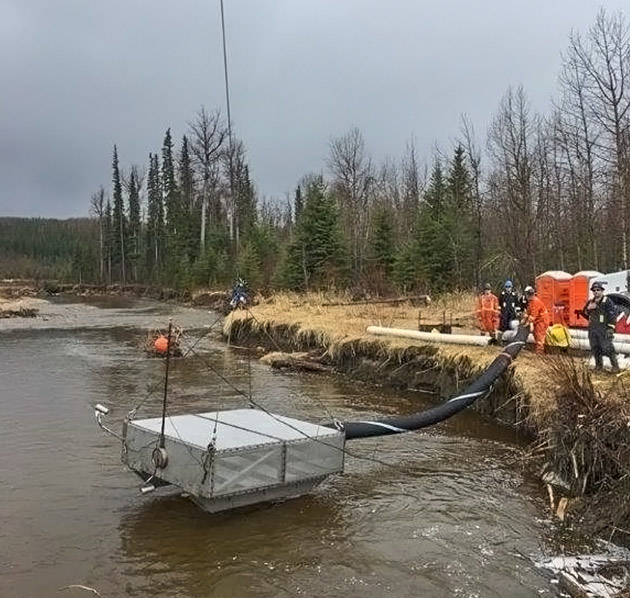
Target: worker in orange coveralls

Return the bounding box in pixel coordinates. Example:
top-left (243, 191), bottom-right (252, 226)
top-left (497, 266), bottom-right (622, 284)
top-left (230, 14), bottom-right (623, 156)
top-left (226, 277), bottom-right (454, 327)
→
top-left (521, 285), bottom-right (550, 354)
top-left (476, 283), bottom-right (499, 336)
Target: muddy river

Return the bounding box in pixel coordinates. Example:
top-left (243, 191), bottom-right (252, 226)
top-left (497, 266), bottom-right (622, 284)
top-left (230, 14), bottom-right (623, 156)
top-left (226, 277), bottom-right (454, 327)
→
top-left (0, 297), bottom-right (562, 597)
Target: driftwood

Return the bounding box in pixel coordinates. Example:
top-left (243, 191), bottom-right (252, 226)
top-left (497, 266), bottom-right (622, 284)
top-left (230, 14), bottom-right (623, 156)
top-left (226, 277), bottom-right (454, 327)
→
top-left (260, 351), bottom-right (331, 373)
top-left (538, 550), bottom-right (630, 598)
top-left (57, 585), bottom-right (102, 596)
top-left (321, 295), bottom-right (430, 307)
top-left (0, 307), bottom-right (38, 319)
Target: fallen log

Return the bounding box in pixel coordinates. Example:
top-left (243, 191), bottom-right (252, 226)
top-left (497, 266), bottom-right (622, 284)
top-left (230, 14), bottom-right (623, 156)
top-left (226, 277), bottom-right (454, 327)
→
top-left (0, 307), bottom-right (38, 319)
top-left (260, 351), bottom-right (331, 372)
top-left (321, 295), bottom-right (430, 307)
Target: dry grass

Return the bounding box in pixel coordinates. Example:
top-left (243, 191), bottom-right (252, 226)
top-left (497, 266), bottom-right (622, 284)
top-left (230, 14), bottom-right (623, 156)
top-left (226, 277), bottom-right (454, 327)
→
top-left (228, 290), bottom-right (495, 371)
top-left (229, 291), bottom-right (499, 388)
top-left (530, 356), bottom-right (630, 535)
top-left (252, 289), bottom-right (478, 336)
top-left (228, 290), bottom-right (630, 535)
top-left (228, 291), bottom-right (628, 426)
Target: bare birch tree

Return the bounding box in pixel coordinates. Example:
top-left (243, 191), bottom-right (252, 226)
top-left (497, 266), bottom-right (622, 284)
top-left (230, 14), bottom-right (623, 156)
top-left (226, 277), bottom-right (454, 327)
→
top-left (400, 136), bottom-right (422, 236)
top-left (487, 86), bottom-right (541, 283)
top-left (90, 186), bottom-right (106, 282)
top-left (564, 9), bottom-right (630, 268)
top-left (327, 127), bottom-right (373, 273)
top-left (189, 107), bottom-right (227, 251)
top-left (460, 116), bottom-right (484, 285)
top-left (556, 49), bottom-right (601, 269)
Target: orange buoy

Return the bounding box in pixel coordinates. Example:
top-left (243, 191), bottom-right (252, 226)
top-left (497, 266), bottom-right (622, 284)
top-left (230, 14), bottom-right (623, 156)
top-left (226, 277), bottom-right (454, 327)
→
top-left (154, 335), bottom-right (169, 353)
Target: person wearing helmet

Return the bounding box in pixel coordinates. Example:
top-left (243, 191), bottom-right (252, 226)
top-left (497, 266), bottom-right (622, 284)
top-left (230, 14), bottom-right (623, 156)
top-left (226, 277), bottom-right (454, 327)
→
top-left (476, 283), bottom-right (499, 337)
top-left (521, 285), bottom-right (550, 354)
top-left (581, 281), bottom-right (619, 373)
top-left (516, 285), bottom-right (530, 314)
top-left (498, 279), bottom-right (519, 332)
top-left (229, 277), bottom-right (249, 310)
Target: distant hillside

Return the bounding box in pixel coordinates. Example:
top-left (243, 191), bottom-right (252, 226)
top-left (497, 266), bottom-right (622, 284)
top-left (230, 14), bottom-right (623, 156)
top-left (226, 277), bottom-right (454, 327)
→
top-left (0, 217), bottom-right (98, 281)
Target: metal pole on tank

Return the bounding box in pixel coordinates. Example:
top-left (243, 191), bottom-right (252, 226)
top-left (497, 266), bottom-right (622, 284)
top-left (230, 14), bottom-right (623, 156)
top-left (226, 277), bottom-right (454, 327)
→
top-left (159, 321), bottom-right (173, 449)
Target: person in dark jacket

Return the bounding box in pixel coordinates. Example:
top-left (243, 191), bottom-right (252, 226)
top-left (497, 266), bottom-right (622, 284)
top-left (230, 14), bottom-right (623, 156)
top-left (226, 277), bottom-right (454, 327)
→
top-left (516, 290), bottom-right (528, 316)
top-left (581, 281), bottom-right (620, 373)
top-left (498, 279), bottom-right (519, 331)
top-left (229, 277), bottom-right (249, 310)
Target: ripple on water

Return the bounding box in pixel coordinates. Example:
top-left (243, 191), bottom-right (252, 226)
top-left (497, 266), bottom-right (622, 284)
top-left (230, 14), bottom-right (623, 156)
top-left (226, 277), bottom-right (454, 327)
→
top-left (0, 298), bottom-right (559, 598)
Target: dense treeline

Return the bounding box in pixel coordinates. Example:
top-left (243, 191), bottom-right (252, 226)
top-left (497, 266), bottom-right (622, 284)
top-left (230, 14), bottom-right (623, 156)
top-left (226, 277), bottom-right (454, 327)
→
top-left (0, 217), bottom-right (98, 281)
top-left (3, 10), bottom-right (630, 295)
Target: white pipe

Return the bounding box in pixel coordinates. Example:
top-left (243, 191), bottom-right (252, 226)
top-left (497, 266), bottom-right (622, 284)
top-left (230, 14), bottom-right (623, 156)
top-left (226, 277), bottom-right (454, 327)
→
top-left (503, 328), bottom-right (630, 354)
top-left (366, 326), bottom-right (492, 346)
top-left (367, 325), bottom-right (630, 354)
top-left (613, 341), bottom-right (630, 354)
top-left (565, 328), bottom-right (587, 339)
top-left (568, 328), bottom-right (630, 344)
top-left (558, 330), bottom-right (630, 353)
top-left (588, 356), bottom-right (630, 370)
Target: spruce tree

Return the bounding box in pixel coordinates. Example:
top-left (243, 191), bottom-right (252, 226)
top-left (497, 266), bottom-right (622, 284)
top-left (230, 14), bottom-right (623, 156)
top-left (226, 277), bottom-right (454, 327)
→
top-left (145, 153), bottom-right (164, 278)
top-left (413, 161), bottom-right (454, 292)
top-left (103, 199), bottom-right (113, 283)
top-left (236, 241), bottom-right (261, 289)
top-left (366, 206), bottom-right (396, 293)
top-left (393, 241), bottom-right (418, 292)
top-left (281, 176), bottom-right (349, 290)
top-left (162, 129), bottom-right (178, 226)
top-left (412, 151), bottom-right (476, 292)
top-left (293, 185), bottom-right (303, 225)
top-left (246, 220), bottom-right (279, 287)
top-left (178, 135), bottom-right (198, 263)
top-left (445, 145), bottom-right (476, 288)
top-left (161, 129), bottom-right (182, 281)
top-left (235, 164), bottom-right (256, 241)
top-left (111, 145), bottom-right (127, 282)
top-left (127, 165), bottom-right (142, 281)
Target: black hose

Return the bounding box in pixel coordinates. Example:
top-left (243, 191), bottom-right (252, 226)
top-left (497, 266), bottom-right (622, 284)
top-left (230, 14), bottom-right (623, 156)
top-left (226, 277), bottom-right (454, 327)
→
top-left (332, 325), bottom-right (529, 440)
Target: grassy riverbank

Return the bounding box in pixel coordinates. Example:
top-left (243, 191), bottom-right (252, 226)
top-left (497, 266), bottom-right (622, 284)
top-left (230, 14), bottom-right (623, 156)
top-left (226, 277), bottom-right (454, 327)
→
top-left (222, 290), bottom-right (630, 544)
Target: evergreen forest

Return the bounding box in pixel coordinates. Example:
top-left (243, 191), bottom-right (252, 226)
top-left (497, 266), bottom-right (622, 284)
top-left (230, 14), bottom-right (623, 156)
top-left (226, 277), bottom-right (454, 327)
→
top-left (2, 10), bottom-right (630, 296)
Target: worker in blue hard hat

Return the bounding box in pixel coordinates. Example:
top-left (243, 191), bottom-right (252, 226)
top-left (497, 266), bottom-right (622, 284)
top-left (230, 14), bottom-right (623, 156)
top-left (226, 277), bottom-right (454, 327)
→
top-left (498, 279), bottom-right (519, 332)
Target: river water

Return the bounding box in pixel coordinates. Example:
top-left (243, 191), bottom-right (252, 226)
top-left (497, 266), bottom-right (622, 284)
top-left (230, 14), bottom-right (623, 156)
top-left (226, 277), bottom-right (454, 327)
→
top-left (0, 297), bottom-right (561, 597)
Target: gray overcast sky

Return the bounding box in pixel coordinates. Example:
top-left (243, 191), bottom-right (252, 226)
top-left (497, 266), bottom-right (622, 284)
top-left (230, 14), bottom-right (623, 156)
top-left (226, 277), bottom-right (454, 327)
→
top-left (0, 0), bottom-right (626, 218)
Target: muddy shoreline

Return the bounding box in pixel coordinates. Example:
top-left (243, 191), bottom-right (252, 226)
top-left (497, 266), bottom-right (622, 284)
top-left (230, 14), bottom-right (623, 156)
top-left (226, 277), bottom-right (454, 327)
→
top-left (0, 280), bottom-right (232, 315)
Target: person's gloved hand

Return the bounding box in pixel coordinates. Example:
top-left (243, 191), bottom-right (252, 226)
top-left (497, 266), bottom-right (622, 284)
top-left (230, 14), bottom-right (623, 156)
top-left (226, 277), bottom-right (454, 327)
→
top-left (606, 328), bottom-right (615, 341)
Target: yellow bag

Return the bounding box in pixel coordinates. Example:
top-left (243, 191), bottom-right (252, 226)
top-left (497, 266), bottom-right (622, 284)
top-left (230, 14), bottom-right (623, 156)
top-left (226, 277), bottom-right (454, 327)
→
top-left (545, 324), bottom-right (572, 347)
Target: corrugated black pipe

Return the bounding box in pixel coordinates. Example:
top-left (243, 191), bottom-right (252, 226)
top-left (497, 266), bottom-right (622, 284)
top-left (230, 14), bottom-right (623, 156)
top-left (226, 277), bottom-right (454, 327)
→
top-left (332, 325), bottom-right (529, 440)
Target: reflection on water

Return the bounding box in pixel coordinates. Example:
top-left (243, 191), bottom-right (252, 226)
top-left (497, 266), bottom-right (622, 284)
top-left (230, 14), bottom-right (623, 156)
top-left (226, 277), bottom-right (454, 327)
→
top-left (0, 297), bottom-right (559, 597)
